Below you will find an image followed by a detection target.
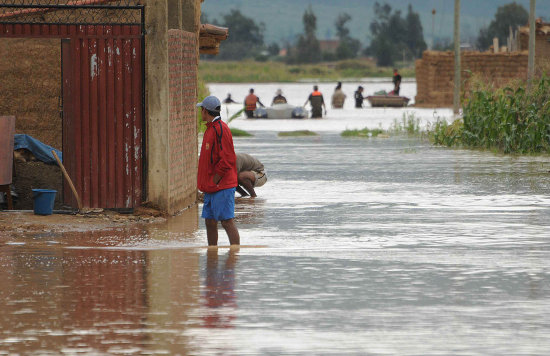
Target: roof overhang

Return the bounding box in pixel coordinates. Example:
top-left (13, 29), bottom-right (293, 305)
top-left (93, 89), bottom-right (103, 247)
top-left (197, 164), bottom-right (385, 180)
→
top-left (199, 23), bottom-right (228, 55)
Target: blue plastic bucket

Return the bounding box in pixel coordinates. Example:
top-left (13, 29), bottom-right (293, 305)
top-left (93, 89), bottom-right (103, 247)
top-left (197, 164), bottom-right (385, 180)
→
top-left (32, 189), bottom-right (57, 215)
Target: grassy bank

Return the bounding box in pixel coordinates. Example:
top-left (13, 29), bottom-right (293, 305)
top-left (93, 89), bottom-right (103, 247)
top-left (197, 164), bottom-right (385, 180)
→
top-left (430, 76), bottom-right (550, 154)
top-left (199, 59), bottom-right (415, 83)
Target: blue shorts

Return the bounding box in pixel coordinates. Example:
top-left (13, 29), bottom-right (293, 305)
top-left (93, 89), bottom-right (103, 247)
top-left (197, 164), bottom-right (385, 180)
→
top-left (202, 187), bottom-right (236, 221)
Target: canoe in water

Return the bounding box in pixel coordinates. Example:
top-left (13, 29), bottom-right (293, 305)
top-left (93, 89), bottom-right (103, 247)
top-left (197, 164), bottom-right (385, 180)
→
top-left (366, 95), bottom-right (410, 107)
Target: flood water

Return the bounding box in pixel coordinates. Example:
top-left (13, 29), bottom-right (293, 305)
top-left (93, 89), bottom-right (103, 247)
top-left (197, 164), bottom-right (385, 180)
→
top-left (2, 82), bottom-right (550, 355)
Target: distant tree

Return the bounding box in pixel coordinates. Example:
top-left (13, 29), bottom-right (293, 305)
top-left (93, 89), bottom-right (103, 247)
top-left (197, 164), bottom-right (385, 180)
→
top-left (334, 13), bottom-right (361, 60)
top-left (216, 9), bottom-right (264, 60)
top-left (366, 2), bottom-right (426, 66)
top-left (288, 5), bottom-right (322, 64)
top-left (267, 42), bottom-right (280, 56)
top-left (433, 37), bottom-right (453, 51)
top-left (404, 4), bottom-right (427, 58)
top-left (366, 3), bottom-right (402, 66)
top-left (476, 2), bottom-right (528, 50)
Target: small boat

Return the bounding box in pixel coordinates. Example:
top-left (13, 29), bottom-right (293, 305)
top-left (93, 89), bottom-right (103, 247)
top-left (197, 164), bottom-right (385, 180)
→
top-left (366, 95), bottom-right (410, 107)
top-left (253, 103), bottom-right (308, 119)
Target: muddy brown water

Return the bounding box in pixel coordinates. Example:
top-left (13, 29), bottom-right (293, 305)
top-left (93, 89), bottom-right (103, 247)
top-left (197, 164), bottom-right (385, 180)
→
top-left (1, 132), bottom-right (550, 355)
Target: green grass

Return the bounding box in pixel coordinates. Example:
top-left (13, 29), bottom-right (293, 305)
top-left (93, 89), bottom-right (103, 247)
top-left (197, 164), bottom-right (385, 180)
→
top-left (199, 59), bottom-right (415, 83)
top-left (278, 130), bottom-right (318, 137)
top-left (341, 127), bottom-right (386, 138)
top-left (230, 128), bottom-right (253, 137)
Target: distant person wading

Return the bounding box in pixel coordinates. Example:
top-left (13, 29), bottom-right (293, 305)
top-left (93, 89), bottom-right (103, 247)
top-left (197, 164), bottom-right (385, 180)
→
top-left (331, 82), bottom-right (346, 109)
top-left (244, 88), bottom-right (265, 118)
top-left (304, 85), bottom-right (327, 118)
top-left (271, 89), bottom-right (287, 105)
top-left (354, 86), bottom-right (365, 108)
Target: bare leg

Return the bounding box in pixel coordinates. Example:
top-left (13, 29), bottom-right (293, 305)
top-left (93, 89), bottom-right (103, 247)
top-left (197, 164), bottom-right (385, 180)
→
top-left (221, 218), bottom-right (240, 245)
top-left (205, 218), bottom-right (219, 246)
top-left (238, 171), bottom-right (257, 197)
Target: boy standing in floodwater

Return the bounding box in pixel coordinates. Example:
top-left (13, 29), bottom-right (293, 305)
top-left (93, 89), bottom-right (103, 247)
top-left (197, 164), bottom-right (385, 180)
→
top-left (197, 96), bottom-right (240, 246)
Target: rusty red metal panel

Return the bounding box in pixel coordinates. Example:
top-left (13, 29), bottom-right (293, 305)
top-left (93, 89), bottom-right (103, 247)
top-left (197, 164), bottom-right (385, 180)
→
top-left (123, 30), bottom-right (133, 208)
top-left (106, 35), bottom-right (116, 208)
top-left (89, 34), bottom-right (99, 208)
top-left (97, 30), bottom-right (108, 208)
top-left (62, 39), bottom-right (75, 207)
top-left (0, 23), bottom-right (143, 209)
top-left (131, 36), bottom-right (142, 206)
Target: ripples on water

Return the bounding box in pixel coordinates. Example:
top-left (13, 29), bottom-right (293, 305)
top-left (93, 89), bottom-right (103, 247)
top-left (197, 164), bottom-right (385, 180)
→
top-left (1, 130), bottom-right (550, 355)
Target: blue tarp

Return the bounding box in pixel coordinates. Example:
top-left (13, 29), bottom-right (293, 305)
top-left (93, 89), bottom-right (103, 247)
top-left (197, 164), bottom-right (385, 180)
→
top-left (14, 134), bottom-right (62, 165)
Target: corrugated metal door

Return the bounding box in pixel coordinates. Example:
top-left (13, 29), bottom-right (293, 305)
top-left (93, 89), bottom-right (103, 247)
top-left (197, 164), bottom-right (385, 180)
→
top-left (62, 25), bottom-right (143, 209)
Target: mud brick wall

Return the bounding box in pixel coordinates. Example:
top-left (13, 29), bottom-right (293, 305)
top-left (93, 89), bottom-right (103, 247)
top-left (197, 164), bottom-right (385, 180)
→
top-left (519, 29), bottom-right (550, 70)
top-left (0, 39), bottom-right (61, 149)
top-left (168, 29), bottom-right (198, 211)
top-left (415, 51), bottom-right (528, 108)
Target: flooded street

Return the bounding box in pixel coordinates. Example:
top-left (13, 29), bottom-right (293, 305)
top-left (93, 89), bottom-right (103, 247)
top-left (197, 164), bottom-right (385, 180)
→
top-left (2, 82), bottom-right (550, 355)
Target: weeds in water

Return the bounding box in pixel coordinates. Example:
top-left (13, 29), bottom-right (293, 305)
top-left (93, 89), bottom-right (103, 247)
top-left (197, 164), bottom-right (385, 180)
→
top-left (389, 112), bottom-right (420, 135)
top-left (278, 130), bottom-right (318, 137)
top-left (429, 119), bottom-right (464, 147)
top-left (230, 128), bottom-right (253, 137)
top-left (341, 127), bottom-right (385, 137)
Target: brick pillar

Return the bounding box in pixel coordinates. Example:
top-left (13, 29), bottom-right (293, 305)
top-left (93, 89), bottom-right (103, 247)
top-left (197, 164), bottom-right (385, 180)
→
top-left (168, 29), bottom-right (198, 213)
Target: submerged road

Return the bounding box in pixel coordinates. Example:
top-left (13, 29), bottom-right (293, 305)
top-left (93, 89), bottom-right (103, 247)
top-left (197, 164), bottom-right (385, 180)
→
top-left (1, 82), bottom-right (550, 354)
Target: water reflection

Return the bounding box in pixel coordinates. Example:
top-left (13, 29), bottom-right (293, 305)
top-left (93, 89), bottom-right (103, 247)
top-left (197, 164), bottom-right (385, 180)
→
top-left (202, 247), bottom-right (239, 329)
top-left (2, 131), bottom-right (550, 354)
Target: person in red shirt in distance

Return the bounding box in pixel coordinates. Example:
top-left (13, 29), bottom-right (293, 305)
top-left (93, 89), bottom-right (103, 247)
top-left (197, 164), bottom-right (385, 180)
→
top-left (197, 96), bottom-right (240, 246)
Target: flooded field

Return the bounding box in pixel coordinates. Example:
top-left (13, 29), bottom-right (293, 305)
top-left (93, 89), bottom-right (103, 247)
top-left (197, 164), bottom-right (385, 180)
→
top-left (1, 82), bottom-right (550, 355)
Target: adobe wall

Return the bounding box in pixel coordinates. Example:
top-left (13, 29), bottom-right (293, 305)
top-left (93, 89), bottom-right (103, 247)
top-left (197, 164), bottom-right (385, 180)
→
top-left (519, 23), bottom-right (550, 70)
top-left (415, 51), bottom-right (528, 108)
top-left (0, 38), bottom-right (62, 149)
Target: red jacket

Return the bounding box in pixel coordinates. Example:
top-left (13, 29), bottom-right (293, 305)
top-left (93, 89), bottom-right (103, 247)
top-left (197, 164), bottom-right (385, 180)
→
top-left (198, 118), bottom-right (238, 193)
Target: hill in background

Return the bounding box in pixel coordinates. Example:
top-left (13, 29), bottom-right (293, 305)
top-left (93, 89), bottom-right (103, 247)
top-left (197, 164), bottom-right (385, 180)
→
top-left (202, 0), bottom-right (549, 48)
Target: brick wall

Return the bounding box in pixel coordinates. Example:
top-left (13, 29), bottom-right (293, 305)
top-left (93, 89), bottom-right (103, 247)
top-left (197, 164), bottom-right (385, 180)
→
top-left (415, 50), bottom-right (528, 107)
top-left (519, 24), bottom-right (550, 70)
top-left (168, 29), bottom-right (198, 212)
top-left (0, 39), bottom-right (61, 148)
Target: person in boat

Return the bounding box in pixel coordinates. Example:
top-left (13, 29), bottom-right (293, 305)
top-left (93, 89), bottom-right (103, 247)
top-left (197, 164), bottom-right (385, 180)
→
top-left (392, 68), bottom-right (402, 96)
top-left (235, 153), bottom-right (267, 198)
top-left (303, 85), bottom-right (326, 118)
top-left (331, 81), bottom-right (346, 109)
top-left (244, 88), bottom-right (265, 118)
top-left (271, 89), bottom-right (287, 105)
top-left (354, 86), bottom-right (365, 108)
top-left (196, 95), bottom-right (240, 246)
top-left (223, 93), bottom-right (238, 104)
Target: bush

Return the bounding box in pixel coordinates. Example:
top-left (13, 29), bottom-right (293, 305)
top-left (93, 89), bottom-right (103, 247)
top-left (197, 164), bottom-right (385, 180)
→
top-left (461, 76), bottom-right (550, 153)
top-left (429, 76), bottom-right (550, 154)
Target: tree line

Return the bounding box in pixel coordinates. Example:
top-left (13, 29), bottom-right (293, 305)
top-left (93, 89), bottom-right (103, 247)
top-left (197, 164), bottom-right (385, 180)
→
top-left (202, 2), bottom-right (531, 66)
